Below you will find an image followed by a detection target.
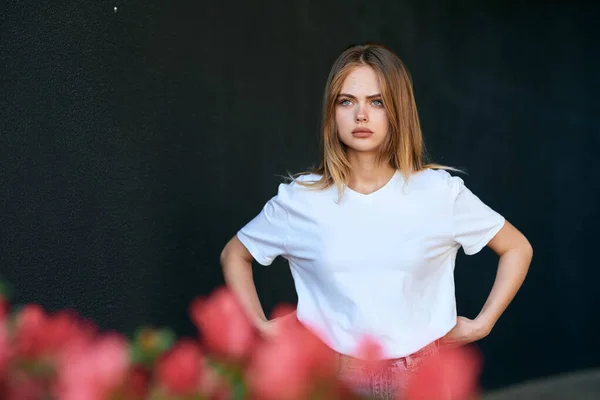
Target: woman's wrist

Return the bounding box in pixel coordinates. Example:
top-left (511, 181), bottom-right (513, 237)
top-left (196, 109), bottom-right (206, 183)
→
top-left (253, 316), bottom-right (268, 329)
top-left (473, 314), bottom-right (496, 337)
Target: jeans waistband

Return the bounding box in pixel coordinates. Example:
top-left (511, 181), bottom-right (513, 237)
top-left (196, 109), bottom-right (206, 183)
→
top-left (336, 339), bottom-right (440, 367)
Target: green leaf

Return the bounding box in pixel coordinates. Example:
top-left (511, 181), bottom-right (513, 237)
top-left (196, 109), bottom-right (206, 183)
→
top-left (130, 326), bottom-right (177, 367)
top-left (230, 374), bottom-right (247, 400)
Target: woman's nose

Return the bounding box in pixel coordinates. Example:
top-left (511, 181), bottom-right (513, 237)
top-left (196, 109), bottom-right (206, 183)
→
top-left (355, 108), bottom-right (368, 122)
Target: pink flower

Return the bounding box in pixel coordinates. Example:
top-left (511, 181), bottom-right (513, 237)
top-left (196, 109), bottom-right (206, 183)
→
top-left (14, 305), bottom-right (93, 360)
top-left (190, 286), bottom-right (257, 361)
top-left (54, 334), bottom-right (129, 400)
top-left (2, 372), bottom-right (47, 400)
top-left (404, 345), bottom-right (482, 400)
top-left (13, 304), bottom-right (45, 358)
top-left (353, 335), bottom-right (387, 375)
top-left (156, 339), bottom-right (204, 396)
top-left (0, 297), bottom-right (8, 321)
top-left (0, 321), bottom-right (8, 376)
top-left (200, 366), bottom-right (232, 400)
top-left (121, 366), bottom-right (151, 400)
top-left (246, 306), bottom-right (338, 400)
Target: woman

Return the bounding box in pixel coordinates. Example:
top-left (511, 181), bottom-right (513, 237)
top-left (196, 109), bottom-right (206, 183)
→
top-left (220, 43), bottom-right (533, 399)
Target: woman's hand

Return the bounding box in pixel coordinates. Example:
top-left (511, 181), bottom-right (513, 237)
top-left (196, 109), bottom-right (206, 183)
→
top-left (256, 319), bottom-right (280, 339)
top-left (256, 310), bottom-right (297, 339)
top-left (439, 316), bottom-right (491, 348)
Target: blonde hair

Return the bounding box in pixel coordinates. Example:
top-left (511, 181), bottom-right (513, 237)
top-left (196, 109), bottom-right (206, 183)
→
top-left (292, 43), bottom-right (457, 199)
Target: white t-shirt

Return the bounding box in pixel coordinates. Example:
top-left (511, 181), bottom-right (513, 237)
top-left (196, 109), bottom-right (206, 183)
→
top-left (237, 168), bottom-right (505, 359)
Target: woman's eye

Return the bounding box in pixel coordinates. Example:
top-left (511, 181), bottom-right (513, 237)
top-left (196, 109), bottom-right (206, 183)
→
top-left (337, 98), bottom-right (382, 106)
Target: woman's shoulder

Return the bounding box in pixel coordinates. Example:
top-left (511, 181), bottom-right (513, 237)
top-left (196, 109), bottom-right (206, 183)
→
top-left (272, 172), bottom-right (324, 196)
top-left (408, 167), bottom-right (464, 193)
top-left (262, 172), bottom-right (328, 209)
top-left (291, 172), bottom-right (323, 184)
top-left (274, 171), bottom-right (322, 188)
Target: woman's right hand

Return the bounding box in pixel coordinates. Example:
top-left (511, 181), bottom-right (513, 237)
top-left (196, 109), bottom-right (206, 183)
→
top-left (257, 319), bottom-right (280, 339)
top-left (256, 310), bottom-right (297, 339)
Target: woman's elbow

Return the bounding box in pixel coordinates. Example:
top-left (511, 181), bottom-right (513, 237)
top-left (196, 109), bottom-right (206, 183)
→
top-left (515, 233), bottom-right (533, 263)
top-left (220, 235), bottom-right (253, 266)
top-left (522, 238), bottom-right (533, 261)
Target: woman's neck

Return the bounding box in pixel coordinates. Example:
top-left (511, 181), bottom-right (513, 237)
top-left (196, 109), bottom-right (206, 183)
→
top-left (346, 152), bottom-right (396, 195)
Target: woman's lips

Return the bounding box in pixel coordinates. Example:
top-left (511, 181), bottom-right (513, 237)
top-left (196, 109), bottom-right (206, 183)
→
top-left (352, 128), bottom-right (373, 138)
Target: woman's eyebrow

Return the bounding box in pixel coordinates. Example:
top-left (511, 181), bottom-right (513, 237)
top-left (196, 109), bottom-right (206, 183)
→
top-left (337, 93), bottom-right (382, 100)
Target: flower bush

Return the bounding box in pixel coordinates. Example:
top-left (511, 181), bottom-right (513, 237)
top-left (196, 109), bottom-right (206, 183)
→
top-left (0, 282), bottom-right (482, 399)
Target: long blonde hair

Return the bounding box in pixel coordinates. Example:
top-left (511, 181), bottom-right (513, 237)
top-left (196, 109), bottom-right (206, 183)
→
top-left (293, 43), bottom-right (456, 199)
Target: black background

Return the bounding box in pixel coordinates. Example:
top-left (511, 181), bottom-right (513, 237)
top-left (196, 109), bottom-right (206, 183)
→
top-left (1, 0), bottom-right (599, 392)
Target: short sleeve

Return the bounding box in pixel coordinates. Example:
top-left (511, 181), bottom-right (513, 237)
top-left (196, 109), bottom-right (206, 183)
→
top-left (452, 176), bottom-right (505, 255)
top-left (237, 184), bottom-right (290, 266)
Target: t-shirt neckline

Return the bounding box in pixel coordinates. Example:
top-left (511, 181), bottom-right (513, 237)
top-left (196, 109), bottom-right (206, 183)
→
top-left (344, 170), bottom-right (400, 199)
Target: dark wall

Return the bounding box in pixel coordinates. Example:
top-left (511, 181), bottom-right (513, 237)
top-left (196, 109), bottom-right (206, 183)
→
top-left (1, 0), bottom-right (598, 391)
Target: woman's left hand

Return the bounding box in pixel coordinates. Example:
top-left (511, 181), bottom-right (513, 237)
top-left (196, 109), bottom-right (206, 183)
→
top-left (439, 316), bottom-right (491, 348)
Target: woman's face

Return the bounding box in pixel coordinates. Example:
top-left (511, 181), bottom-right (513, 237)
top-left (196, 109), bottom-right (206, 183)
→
top-left (335, 65), bottom-right (389, 156)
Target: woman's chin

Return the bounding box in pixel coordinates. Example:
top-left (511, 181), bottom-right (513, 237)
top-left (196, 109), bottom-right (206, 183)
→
top-left (345, 144), bottom-right (383, 155)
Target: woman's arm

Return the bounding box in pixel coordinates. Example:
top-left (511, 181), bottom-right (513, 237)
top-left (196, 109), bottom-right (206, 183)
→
top-left (220, 236), bottom-right (271, 333)
top-left (474, 220), bottom-right (533, 333)
top-left (441, 220), bottom-right (533, 346)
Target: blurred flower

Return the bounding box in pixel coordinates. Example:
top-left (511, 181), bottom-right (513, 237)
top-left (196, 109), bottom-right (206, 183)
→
top-left (0, 297), bottom-right (8, 320)
top-left (13, 304), bottom-right (45, 359)
top-left (156, 339), bottom-right (204, 396)
top-left (0, 320), bottom-right (8, 376)
top-left (120, 365), bottom-right (151, 400)
top-left (200, 365), bottom-right (233, 400)
top-left (246, 305), bottom-right (338, 400)
top-left (0, 279), bottom-right (491, 400)
top-left (2, 371), bottom-right (47, 400)
top-left (54, 334), bottom-right (129, 400)
top-left (190, 287), bottom-right (257, 361)
top-left (14, 305), bottom-right (94, 361)
top-left (130, 327), bottom-right (176, 369)
top-left (404, 345), bottom-right (482, 400)
top-left (353, 335), bottom-right (387, 375)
